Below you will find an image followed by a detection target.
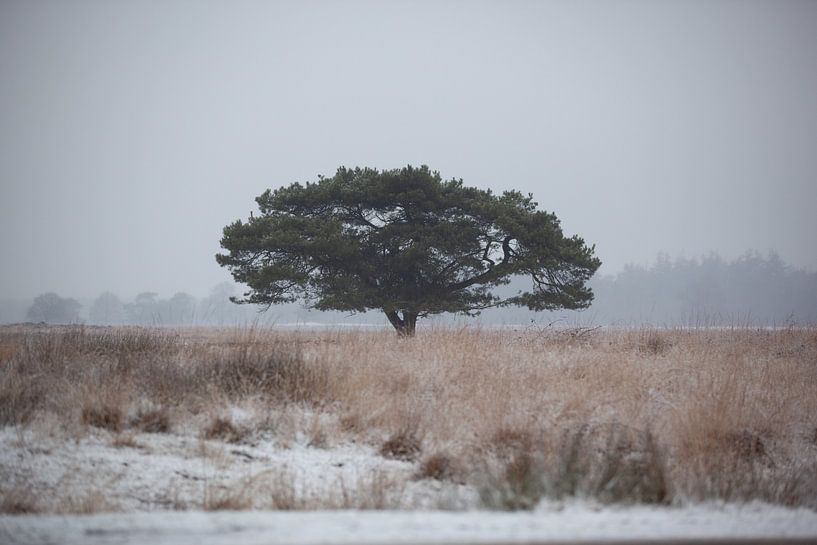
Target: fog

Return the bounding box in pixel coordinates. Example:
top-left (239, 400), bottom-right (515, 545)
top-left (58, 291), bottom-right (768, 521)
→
top-left (2, 250), bottom-right (814, 327)
top-left (1, 1), bottom-right (816, 321)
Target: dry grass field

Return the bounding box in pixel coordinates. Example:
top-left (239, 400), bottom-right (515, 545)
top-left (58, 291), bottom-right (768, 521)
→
top-left (1, 324), bottom-right (816, 513)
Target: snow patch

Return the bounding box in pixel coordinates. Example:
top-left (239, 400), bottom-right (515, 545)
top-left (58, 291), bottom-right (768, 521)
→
top-left (2, 505), bottom-right (817, 545)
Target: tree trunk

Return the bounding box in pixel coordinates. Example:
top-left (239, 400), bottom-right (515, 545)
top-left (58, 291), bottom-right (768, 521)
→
top-left (403, 311), bottom-right (417, 336)
top-left (384, 309), bottom-right (418, 337)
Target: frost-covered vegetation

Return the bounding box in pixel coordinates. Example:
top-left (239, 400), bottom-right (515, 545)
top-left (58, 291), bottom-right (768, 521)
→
top-left (1, 324), bottom-right (816, 514)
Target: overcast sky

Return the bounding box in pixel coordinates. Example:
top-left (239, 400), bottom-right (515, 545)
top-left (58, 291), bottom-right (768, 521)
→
top-left (1, 0), bottom-right (816, 299)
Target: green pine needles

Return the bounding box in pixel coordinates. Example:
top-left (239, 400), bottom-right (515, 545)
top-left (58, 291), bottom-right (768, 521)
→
top-left (216, 165), bottom-right (600, 335)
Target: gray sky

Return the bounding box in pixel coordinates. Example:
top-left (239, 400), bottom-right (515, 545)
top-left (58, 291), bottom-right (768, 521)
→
top-left (1, 0), bottom-right (816, 299)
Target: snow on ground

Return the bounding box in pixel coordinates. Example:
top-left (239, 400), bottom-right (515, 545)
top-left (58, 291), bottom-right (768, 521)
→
top-left (2, 423), bottom-right (817, 544)
top-left (3, 504), bottom-right (817, 545)
top-left (0, 422), bottom-right (475, 512)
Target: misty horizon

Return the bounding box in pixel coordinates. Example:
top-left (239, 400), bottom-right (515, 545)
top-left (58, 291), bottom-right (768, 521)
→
top-left (0, 247), bottom-right (811, 301)
top-left (4, 249), bottom-right (815, 327)
top-left (1, 247), bottom-right (809, 302)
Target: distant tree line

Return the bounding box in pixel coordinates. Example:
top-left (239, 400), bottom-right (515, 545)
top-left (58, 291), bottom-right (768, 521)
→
top-left (13, 283), bottom-right (268, 327)
top-left (584, 251), bottom-right (817, 326)
top-left (475, 251), bottom-right (817, 327)
top-left (25, 293), bottom-right (82, 324)
top-left (4, 251), bottom-right (816, 327)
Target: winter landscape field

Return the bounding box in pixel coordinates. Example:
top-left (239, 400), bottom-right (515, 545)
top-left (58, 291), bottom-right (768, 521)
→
top-left (1, 324), bottom-right (816, 543)
top-left (4, 0), bottom-right (817, 542)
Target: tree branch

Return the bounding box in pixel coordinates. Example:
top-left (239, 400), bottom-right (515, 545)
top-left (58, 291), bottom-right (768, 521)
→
top-left (448, 235), bottom-right (515, 291)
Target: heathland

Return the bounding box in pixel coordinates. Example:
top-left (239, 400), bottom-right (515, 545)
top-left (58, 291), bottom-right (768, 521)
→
top-left (1, 324), bottom-right (815, 513)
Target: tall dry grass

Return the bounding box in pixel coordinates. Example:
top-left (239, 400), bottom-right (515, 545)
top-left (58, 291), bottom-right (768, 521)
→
top-left (1, 324), bottom-right (816, 510)
top-left (0, 325), bottom-right (327, 428)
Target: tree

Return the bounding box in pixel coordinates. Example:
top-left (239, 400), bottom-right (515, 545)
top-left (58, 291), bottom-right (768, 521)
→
top-left (217, 165), bottom-right (601, 335)
top-left (125, 292), bottom-right (159, 325)
top-left (89, 292), bottom-right (124, 325)
top-left (166, 292), bottom-right (197, 325)
top-left (26, 292), bottom-right (82, 324)
top-left (199, 282), bottom-right (247, 326)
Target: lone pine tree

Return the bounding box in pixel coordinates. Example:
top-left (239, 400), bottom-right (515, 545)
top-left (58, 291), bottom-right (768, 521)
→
top-left (217, 165), bottom-right (600, 336)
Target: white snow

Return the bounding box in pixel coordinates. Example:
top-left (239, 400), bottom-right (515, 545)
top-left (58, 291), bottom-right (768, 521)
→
top-left (2, 424), bottom-right (817, 544)
top-left (2, 504), bottom-right (817, 545)
top-left (0, 422), bottom-right (475, 512)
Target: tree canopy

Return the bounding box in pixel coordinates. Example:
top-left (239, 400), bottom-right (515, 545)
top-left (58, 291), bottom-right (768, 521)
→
top-left (26, 292), bottom-right (82, 324)
top-left (217, 165), bottom-right (601, 335)
top-left (89, 292), bottom-right (124, 325)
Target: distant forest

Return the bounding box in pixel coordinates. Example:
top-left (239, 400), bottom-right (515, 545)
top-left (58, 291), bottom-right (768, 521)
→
top-left (1, 251), bottom-right (815, 327)
top-left (531, 251), bottom-right (817, 327)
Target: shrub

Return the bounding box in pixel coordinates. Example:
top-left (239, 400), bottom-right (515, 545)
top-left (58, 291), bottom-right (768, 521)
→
top-left (0, 487), bottom-right (39, 514)
top-left (81, 398), bottom-right (124, 432)
top-left (417, 453), bottom-right (456, 481)
top-left (479, 424), bottom-right (670, 510)
top-left (203, 416), bottom-right (245, 444)
top-left (132, 406), bottom-right (171, 433)
top-left (380, 429), bottom-right (421, 461)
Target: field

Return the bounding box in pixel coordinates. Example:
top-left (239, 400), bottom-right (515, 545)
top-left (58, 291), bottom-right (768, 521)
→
top-left (1, 324), bottom-right (817, 542)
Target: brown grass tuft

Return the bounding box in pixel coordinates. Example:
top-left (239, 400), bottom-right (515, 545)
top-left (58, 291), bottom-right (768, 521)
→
top-left (0, 487), bottom-right (40, 514)
top-left (191, 328), bottom-right (328, 404)
top-left (81, 397), bottom-right (124, 432)
top-left (112, 433), bottom-right (146, 449)
top-left (479, 424), bottom-right (670, 510)
top-left (417, 453), bottom-right (456, 481)
top-left (0, 371), bottom-right (46, 426)
top-left (725, 430), bottom-right (768, 461)
top-left (204, 483), bottom-right (254, 511)
top-left (132, 406), bottom-right (171, 433)
top-left (0, 337), bottom-right (19, 363)
top-left (336, 470), bottom-right (404, 509)
top-left (56, 490), bottom-right (113, 514)
top-left (203, 416), bottom-right (245, 444)
top-left (380, 429), bottom-right (422, 461)
top-left (640, 330), bottom-right (672, 355)
top-left (489, 428), bottom-right (535, 458)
